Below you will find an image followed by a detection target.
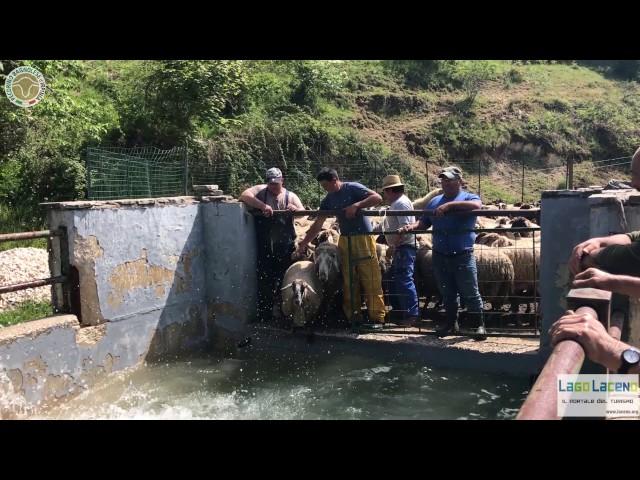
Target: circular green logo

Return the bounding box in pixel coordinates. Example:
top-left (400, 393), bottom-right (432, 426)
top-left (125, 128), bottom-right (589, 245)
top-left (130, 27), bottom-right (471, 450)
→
top-left (4, 66), bottom-right (46, 107)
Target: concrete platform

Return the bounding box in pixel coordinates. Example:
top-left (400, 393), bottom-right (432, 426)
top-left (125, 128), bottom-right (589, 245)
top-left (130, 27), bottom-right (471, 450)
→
top-left (250, 324), bottom-right (543, 376)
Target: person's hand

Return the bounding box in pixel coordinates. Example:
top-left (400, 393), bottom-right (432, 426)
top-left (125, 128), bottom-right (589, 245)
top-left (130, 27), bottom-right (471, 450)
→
top-left (435, 203), bottom-right (449, 217)
top-left (549, 309), bottom-right (621, 369)
top-left (572, 267), bottom-right (615, 290)
top-left (286, 203), bottom-right (302, 212)
top-left (397, 225), bottom-right (410, 234)
top-left (344, 204), bottom-right (359, 219)
top-left (262, 205), bottom-right (274, 217)
top-left (569, 238), bottom-right (603, 275)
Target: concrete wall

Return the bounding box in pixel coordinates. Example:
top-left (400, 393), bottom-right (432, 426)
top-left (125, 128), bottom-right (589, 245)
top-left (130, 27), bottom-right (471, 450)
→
top-left (0, 196), bottom-right (257, 417)
top-left (540, 189), bottom-right (640, 349)
top-left (539, 190), bottom-right (595, 348)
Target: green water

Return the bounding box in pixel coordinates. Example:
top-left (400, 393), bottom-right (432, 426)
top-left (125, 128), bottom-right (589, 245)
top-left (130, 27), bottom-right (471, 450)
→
top-left (36, 349), bottom-right (530, 419)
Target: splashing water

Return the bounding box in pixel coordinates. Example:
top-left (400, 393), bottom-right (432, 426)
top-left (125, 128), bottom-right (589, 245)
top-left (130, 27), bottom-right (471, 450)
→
top-left (32, 350), bottom-right (529, 420)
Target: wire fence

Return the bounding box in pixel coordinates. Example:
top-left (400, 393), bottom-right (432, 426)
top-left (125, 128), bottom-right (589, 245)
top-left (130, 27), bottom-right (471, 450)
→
top-left (85, 144), bottom-right (633, 206)
top-left (86, 146), bottom-right (188, 200)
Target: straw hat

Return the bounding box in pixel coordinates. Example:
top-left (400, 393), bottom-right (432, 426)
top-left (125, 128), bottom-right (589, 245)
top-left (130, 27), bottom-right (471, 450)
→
top-left (381, 174), bottom-right (404, 190)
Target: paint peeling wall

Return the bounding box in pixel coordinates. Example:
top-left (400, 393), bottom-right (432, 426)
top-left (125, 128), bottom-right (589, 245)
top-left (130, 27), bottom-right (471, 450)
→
top-left (0, 196), bottom-right (258, 417)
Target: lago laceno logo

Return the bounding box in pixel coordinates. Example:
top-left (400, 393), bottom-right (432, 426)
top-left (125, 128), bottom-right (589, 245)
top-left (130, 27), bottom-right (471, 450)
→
top-left (558, 374), bottom-right (640, 418)
top-left (4, 66), bottom-right (46, 107)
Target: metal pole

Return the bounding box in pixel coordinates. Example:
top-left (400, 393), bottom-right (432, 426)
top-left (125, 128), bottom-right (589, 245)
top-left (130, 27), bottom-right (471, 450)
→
top-left (522, 157), bottom-right (525, 203)
top-left (425, 158), bottom-right (430, 190)
top-left (184, 142), bottom-right (189, 196)
top-left (348, 235), bottom-right (356, 331)
top-left (477, 158), bottom-right (481, 196)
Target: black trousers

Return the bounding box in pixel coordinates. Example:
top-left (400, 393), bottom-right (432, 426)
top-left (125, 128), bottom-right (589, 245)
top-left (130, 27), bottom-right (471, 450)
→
top-left (256, 244), bottom-right (294, 322)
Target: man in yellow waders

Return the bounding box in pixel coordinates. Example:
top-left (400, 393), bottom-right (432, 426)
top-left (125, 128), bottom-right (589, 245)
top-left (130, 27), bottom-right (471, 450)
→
top-left (295, 168), bottom-right (386, 327)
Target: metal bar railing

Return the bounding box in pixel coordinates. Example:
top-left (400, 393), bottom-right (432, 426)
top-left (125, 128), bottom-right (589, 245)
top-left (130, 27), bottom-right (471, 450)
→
top-left (0, 276), bottom-right (67, 295)
top-left (271, 209), bottom-right (540, 218)
top-left (0, 228), bottom-right (70, 311)
top-left (0, 229), bottom-right (63, 243)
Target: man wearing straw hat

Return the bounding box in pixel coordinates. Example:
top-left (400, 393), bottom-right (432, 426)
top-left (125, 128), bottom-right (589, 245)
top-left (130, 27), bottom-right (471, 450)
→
top-left (377, 174), bottom-right (420, 326)
top-left (399, 166), bottom-right (487, 340)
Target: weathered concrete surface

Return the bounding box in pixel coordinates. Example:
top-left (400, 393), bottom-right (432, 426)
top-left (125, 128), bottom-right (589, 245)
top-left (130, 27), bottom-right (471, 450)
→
top-left (540, 190), bottom-right (595, 347)
top-left (0, 315), bottom-right (140, 418)
top-left (202, 200), bottom-right (257, 344)
top-left (0, 196), bottom-right (259, 416)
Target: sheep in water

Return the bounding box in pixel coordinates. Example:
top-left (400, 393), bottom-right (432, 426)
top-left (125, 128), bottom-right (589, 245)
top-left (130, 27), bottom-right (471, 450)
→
top-left (281, 260), bottom-right (324, 327)
top-left (312, 240), bottom-right (345, 322)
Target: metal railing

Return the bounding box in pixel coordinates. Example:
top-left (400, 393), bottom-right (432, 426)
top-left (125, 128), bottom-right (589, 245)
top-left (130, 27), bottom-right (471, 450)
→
top-left (0, 228), bottom-right (71, 314)
top-left (271, 208), bottom-right (541, 337)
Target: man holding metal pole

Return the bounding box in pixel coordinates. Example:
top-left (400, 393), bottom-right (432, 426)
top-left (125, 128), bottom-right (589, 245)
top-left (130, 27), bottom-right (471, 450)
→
top-left (295, 168), bottom-right (386, 328)
top-left (399, 166), bottom-right (487, 340)
top-left (377, 174), bottom-right (420, 326)
top-left (239, 167), bottom-right (305, 323)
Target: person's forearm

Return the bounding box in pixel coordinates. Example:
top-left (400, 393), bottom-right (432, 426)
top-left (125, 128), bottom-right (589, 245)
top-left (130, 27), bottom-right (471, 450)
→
top-left (300, 218), bottom-right (325, 246)
top-left (599, 234), bottom-right (632, 248)
top-left (404, 220), bottom-right (422, 232)
top-left (354, 194), bottom-right (382, 210)
top-left (239, 194), bottom-right (266, 211)
top-left (609, 275), bottom-right (640, 298)
top-left (445, 201), bottom-right (482, 212)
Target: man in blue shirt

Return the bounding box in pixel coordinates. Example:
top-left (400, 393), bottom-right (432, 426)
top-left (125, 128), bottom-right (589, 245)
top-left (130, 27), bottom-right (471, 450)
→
top-left (296, 168), bottom-right (386, 326)
top-left (400, 166), bottom-right (487, 340)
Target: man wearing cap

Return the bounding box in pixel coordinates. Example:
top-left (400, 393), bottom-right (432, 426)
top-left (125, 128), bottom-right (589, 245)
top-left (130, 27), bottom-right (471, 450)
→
top-left (295, 168), bottom-right (386, 327)
top-left (239, 168), bottom-right (305, 323)
top-left (399, 166), bottom-right (487, 340)
top-left (376, 175), bottom-right (420, 326)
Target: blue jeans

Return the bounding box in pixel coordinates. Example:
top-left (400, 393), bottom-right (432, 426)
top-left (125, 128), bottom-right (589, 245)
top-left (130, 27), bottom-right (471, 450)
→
top-left (432, 250), bottom-right (483, 325)
top-left (388, 245), bottom-right (419, 317)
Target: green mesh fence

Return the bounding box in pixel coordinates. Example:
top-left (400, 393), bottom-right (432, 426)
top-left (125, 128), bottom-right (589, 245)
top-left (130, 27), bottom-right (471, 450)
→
top-left (86, 146), bottom-right (188, 200)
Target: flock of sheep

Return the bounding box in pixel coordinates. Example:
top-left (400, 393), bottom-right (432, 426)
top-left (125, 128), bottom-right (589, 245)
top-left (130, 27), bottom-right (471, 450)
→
top-left (279, 189), bottom-right (542, 329)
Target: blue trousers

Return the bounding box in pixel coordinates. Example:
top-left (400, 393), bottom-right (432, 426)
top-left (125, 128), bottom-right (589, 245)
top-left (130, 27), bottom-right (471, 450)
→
top-left (388, 245), bottom-right (419, 317)
top-left (432, 250), bottom-right (483, 324)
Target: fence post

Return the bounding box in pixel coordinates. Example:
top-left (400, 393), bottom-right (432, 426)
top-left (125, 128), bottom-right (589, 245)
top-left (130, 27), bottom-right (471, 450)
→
top-left (425, 158), bottom-right (430, 190)
top-left (522, 157), bottom-right (525, 203)
top-left (477, 158), bottom-right (481, 196)
top-left (184, 143), bottom-right (189, 196)
top-left (567, 157), bottom-right (574, 190)
top-left (58, 226), bottom-right (71, 314)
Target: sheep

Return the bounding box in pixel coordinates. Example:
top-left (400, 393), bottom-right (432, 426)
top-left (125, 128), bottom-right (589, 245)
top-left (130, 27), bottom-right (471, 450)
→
top-left (375, 243), bottom-right (391, 275)
top-left (476, 216), bottom-right (498, 229)
top-left (509, 216), bottom-right (541, 240)
top-left (413, 188), bottom-right (444, 210)
top-left (312, 241), bottom-right (343, 319)
top-left (314, 228), bottom-right (339, 246)
top-left (416, 233), bottom-right (432, 250)
top-left (475, 232), bottom-right (514, 248)
top-left (500, 238), bottom-right (541, 319)
top-left (415, 247), bottom-right (439, 307)
top-left (280, 260), bottom-right (324, 327)
top-left (415, 245), bottom-right (514, 311)
top-left (473, 246), bottom-right (515, 309)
